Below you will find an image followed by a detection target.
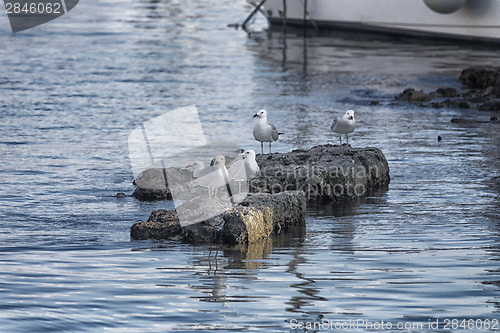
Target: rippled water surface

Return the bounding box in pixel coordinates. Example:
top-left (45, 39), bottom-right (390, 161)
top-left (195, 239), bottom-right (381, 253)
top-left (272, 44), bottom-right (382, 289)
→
top-left (0, 1), bottom-right (499, 332)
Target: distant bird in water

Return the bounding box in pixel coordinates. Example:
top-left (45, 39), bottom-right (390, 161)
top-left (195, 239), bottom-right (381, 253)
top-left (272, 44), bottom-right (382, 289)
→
top-left (331, 110), bottom-right (355, 146)
top-left (253, 109), bottom-right (282, 154)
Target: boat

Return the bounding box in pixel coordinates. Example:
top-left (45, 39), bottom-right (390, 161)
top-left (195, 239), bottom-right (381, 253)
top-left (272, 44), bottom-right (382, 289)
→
top-left (257, 0), bottom-right (500, 42)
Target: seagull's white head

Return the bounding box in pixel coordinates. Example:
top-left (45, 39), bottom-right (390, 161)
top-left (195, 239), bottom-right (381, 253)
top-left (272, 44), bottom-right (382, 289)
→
top-left (242, 150), bottom-right (256, 160)
top-left (253, 109), bottom-right (267, 119)
top-left (214, 155), bottom-right (225, 165)
top-left (186, 161), bottom-right (204, 170)
top-left (345, 110), bottom-right (355, 121)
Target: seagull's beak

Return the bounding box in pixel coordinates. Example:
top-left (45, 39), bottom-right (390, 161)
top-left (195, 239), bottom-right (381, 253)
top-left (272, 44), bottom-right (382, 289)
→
top-left (348, 116), bottom-right (353, 120)
top-left (253, 114), bottom-right (259, 118)
top-left (185, 164), bottom-right (192, 168)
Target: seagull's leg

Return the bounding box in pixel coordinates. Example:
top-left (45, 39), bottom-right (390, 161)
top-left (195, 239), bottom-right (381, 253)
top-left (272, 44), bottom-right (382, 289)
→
top-left (238, 181), bottom-right (242, 193)
top-left (339, 134), bottom-right (342, 146)
top-left (269, 142), bottom-right (272, 154)
top-left (260, 142), bottom-right (263, 155)
top-left (346, 134), bottom-right (349, 146)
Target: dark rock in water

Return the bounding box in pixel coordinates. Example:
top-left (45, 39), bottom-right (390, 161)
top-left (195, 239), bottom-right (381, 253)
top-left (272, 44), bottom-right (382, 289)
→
top-left (132, 145), bottom-right (390, 203)
top-left (451, 118), bottom-right (473, 124)
top-left (459, 66), bottom-right (500, 89)
top-left (251, 145), bottom-right (390, 202)
top-left (132, 167), bottom-right (193, 201)
top-left (479, 101), bottom-right (500, 111)
top-left (436, 87), bottom-right (460, 98)
top-left (395, 66), bottom-right (500, 111)
top-left (395, 88), bottom-right (432, 103)
top-left (130, 145), bottom-right (389, 243)
top-left (130, 191), bottom-right (306, 245)
top-left (115, 192), bottom-right (127, 198)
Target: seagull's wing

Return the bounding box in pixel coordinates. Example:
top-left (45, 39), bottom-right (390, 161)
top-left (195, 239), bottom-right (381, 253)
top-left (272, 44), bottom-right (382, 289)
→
top-left (330, 116), bottom-right (338, 131)
top-left (227, 159), bottom-right (246, 180)
top-left (195, 166), bottom-right (214, 178)
top-left (270, 123), bottom-right (279, 141)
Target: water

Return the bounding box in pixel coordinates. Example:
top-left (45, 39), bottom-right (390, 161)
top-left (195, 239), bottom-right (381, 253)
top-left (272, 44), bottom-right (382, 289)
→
top-left (0, 1), bottom-right (499, 331)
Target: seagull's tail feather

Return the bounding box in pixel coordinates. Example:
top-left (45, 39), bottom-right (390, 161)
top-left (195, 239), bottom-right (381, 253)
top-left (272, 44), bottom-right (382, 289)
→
top-left (278, 132), bottom-right (285, 135)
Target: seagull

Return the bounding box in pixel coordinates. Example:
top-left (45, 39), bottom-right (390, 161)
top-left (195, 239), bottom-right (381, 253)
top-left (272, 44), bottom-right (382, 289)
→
top-left (331, 110), bottom-right (355, 146)
top-left (186, 161), bottom-right (213, 178)
top-left (195, 155), bottom-right (230, 198)
top-left (253, 109), bottom-right (282, 154)
top-left (227, 150), bottom-right (260, 192)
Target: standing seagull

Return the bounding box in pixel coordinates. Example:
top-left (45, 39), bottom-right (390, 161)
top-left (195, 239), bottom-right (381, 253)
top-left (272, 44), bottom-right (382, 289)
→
top-left (195, 155), bottom-right (230, 198)
top-left (253, 109), bottom-right (281, 154)
top-left (331, 110), bottom-right (356, 146)
top-left (228, 150), bottom-right (260, 192)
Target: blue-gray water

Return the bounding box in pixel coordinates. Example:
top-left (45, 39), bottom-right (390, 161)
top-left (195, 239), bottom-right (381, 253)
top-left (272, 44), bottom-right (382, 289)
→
top-left (0, 1), bottom-right (499, 332)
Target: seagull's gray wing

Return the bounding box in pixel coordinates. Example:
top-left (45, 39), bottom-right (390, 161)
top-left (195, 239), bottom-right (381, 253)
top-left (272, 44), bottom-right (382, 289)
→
top-left (330, 116), bottom-right (338, 131)
top-left (270, 123), bottom-right (279, 141)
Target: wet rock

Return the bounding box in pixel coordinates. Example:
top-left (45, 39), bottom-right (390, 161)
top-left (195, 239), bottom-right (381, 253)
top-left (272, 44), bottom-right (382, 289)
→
top-left (451, 118), bottom-right (473, 124)
top-left (459, 66), bottom-right (500, 89)
top-left (436, 87), bottom-right (460, 98)
top-left (115, 192), bottom-right (127, 198)
top-left (251, 145), bottom-right (390, 202)
top-left (395, 88), bottom-right (432, 103)
top-left (130, 191), bottom-right (306, 245)
top-left (395, 66), bottom-right (500, 111)
top-left (132, 167), bottom-right (192, 201)
top-left (132, 145), bottom-right (390, 203)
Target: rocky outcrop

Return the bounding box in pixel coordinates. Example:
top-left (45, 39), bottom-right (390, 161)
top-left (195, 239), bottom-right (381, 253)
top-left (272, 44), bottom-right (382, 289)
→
top-left (395, 66), bottom-right (500, 111)
top-left (130, 144), bottom-right (390, 243)
top-left (132, 145), bottom-right (390, 202)
top-left (130, 191), bottom-right (306, 245)
top-left (252, 145), bottom-right (390, 202)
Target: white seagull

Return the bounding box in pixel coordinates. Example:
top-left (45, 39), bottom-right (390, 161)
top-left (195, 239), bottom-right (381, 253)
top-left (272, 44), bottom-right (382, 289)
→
top-left (195, 155), bottom-right (230, 198)
top-left (253, 109), bottom-right (282, 154)
top-left (227, 150), bottom-right (260, 192)
top-left (186, 161), bottom-right (213, 178)
top-left (331, 110), bottom-right (356, 146)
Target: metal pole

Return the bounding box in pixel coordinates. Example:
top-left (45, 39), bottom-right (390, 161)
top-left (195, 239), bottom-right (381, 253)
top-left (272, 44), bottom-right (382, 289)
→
top-left (242, 0), bottom-right (267, 30)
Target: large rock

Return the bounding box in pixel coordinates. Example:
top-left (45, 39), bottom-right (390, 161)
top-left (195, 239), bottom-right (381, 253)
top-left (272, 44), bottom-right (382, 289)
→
top-left (251, 145), bottom-right (390, 202)
top-left (132, 145), bottom-right (390, 202)
top-left (130, 191), bottom-right (306, 245)
top-left (459, 66), bottom-right (500, 89)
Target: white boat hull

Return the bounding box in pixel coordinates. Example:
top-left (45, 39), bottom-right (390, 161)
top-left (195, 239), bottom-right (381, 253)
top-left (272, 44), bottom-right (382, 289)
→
top-left (263, 0), bottom-right (500, 41)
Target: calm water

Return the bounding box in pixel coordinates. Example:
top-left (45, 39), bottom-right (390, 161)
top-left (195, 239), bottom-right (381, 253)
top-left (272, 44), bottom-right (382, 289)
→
top-left (0, 1), bottom-right (499, 332)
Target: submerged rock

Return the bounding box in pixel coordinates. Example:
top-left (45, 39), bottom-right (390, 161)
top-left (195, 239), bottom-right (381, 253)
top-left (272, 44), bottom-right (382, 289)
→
top-left (395, 66), bottom-right (500, 111)
top-left (130, 191), bottom-right (306, 245)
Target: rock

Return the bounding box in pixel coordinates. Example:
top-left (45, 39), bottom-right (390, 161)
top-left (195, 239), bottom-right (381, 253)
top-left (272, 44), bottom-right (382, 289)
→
top-left (459, 66), bottom-right (500, 89)
top-left (115, 192), bottom-right (127, 198)
top-left (251, 145), bottom-right (390, 202)
top-left (436, 87), bottom-right (460, 98)
top-left (451, 118), bottom-right (473, 124)
top-left (395, 88), bottom-right (432, 103)
top-left (130, 191), bottom-right (306, 245)
top-left (132, 167), bottom-right (192, 201)
top-left (132, 145), bottom-right (390, 203)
